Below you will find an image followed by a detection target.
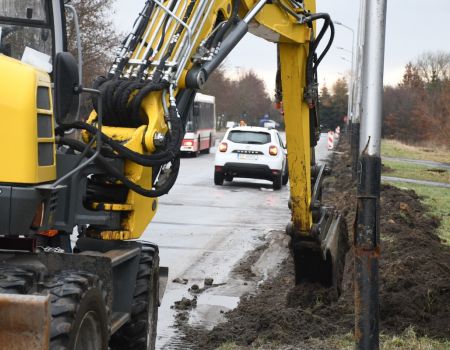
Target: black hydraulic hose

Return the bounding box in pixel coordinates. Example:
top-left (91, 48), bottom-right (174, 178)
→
top-left (130, 81), bottom-right (168, 120)
top-left (304, 13), bottom-right (335, 70)
top-left (137, 0), bottom-right (178, 79)
top-left (59, 137), bottom-right (180, 198)
top-left (152, 0), bottom-right (197, 83)
top-left (58, 122), bottom-right (178, 166)
top-left (308, 13), bottom-right (331, 51)
top-left (303, 13), bottom-right (335, 86)
top-left (315, 20), bottom-right (334, 67)
top-left (209, 0), bottom-right (240, 49)
top-left (56, 107), bottom-right (183, 167)
top-left (112, 1), bottom-right (156, 78)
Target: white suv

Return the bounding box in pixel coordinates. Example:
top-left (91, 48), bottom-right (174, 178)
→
top-left (214, 126), bottom-right (288, 190)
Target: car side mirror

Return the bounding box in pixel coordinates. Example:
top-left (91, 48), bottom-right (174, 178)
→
top-left (54, 52), bottom-right (80, 125)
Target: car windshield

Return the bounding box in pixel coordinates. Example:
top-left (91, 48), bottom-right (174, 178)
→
top-left (228, 130), bottom-right (271, 145)
top-left (0, 1), bottom-right (52, 62)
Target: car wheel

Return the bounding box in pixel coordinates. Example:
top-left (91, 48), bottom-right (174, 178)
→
top-left (214, 171), bottom-right (224, 185)
top-left (225, 175), bottom-right (233, 182)
top-left (273, 172), bottom-right (282, 190)
top-left (282, 166), bottom-right (289, 186)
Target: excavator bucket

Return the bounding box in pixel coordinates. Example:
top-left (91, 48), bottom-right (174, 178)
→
top-left (0, 294), bottom-right (51, 350)
top-left (292, 210), bottom-right (349, 294)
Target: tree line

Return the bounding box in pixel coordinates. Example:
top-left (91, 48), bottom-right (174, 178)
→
top-left (68, 3), bottom-right (448, 146)
top-left (383, 51), bottom-right (450, 147)
top-left (319, 78), bottom-right (348, 131)
top-left (203, 67), bottom-right (280, 128)
top-left (318, 51), bottom-right (449, 148)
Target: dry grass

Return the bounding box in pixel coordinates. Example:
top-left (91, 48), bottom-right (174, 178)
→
top-left (304, 329), bottom-right (450, 350)
top-left (382, 139), bottom-right (450, 163)
top-left (217, 328), bottom-right (450, 349)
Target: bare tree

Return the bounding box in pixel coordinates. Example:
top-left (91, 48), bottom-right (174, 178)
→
top-left (204, 68), bottom-right (280, 127)
top-left (415, 51), bottom-right (450, 84)
top-left (66, 0), bottom-right (119, 87)
top-left (383, 58), bottom-right (450, 147)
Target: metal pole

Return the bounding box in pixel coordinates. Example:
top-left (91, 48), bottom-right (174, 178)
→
top-left (351, 0), bottom-right (367, 179)
top-left (335, 22), bottom-right (355, 134)
top-left (355, 0), bottom-right (387, 349)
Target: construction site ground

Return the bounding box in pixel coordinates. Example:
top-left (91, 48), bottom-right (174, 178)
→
top-left (175, 139), bottom-right (450, 349)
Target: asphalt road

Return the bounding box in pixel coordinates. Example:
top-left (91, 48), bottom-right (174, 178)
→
top-left (141, 133), bottom-right (330, 349)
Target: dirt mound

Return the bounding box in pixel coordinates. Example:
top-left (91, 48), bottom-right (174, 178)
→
top-left (183, 140), bottom-right (450, 349)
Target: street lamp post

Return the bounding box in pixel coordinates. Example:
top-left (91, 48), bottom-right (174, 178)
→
top-left (354, 0), bottom-right (387, 348)
top-left (334, 21), bottom-right (356, 130)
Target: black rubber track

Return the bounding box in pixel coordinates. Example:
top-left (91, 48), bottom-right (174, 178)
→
top-left (109, 243), bottom-right (160, 350)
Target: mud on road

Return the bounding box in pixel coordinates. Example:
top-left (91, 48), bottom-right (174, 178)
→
top-left (176, 140), bottom-right (450, 349)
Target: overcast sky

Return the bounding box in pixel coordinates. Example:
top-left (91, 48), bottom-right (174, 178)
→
top-left (113, 0), bottom-right (450, 94)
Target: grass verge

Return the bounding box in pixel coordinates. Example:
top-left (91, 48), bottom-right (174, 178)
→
top-left (217, 328), bottom-right (450, 350)
top-left (383, 160), bottom-right (450, 184)
top-left (310, 328), bottom-right (450, 350)
top-left (383, 181), bottom-right (450, 244)
top-left (381, 139), bottom-right (450, 163)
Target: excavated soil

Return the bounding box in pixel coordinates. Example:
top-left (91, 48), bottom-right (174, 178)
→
top-left (181, 139), bottom-right (450, 349)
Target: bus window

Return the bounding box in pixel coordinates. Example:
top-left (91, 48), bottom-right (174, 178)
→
top-left (186, 120), bottom-right (194, 132)
top-left (180, 95), bottom-right (216, 154)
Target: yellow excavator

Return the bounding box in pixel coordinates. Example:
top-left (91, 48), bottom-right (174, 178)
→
top-left (0, 0), bottom-right (348, 349)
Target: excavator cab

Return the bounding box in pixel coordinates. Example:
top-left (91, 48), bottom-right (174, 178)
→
top-left (0, 0), bottom-right (66, 68)
top-left (0, 0), bottom-right (82, 237)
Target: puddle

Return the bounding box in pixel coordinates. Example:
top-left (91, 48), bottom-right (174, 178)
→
top-left (188, 294), bottom-right (240, 330)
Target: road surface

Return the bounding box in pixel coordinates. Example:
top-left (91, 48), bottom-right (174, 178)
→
top-left (141, 133), bottom-right (330, 349)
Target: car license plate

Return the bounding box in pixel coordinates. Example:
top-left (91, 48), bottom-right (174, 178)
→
top-left (238, 154), bottom-right (258, 160)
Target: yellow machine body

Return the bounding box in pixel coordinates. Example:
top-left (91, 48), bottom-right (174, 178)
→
top-left (86, 0), bottom-right (316, 240)
top-left (0, 55), bottom-right (56, 185)
top-left (85, 0), bottom-right (236, 240)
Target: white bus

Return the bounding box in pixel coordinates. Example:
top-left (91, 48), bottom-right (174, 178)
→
top-left (180, 93), bottom-right (216, 156)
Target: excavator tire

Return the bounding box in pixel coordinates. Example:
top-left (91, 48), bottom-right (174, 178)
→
top-left (42, 271), bottom-right (109, 350)
top-left (109, 244), bottom-right (160, 350)
top-left (0, 266), bottom-right (36, 294)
